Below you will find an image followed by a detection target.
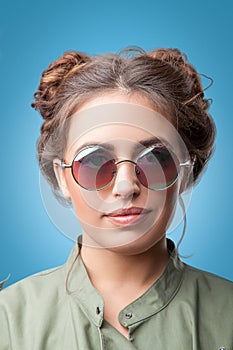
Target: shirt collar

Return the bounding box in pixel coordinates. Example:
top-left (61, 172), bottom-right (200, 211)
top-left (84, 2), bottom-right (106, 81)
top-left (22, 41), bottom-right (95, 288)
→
top-left (64, 237), bottom-right (184, 327)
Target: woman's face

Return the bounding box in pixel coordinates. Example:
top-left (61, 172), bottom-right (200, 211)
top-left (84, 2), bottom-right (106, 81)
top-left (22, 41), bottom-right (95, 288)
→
top-left (54, 92), bottom-right (189, 254)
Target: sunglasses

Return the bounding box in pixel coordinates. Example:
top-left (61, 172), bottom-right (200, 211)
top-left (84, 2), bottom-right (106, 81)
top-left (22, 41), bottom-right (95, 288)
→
top-left (61, 144), bottom-right (191, 191)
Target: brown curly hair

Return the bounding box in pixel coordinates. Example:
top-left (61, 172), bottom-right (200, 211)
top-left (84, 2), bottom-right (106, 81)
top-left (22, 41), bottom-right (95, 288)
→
top-left (32, 47), bottom-right (216, 203)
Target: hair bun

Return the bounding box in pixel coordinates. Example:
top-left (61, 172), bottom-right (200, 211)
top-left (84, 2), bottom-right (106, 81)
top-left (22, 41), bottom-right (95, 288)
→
top-left (148, 48), bottom-right (187, 66)
top-left (148, 48), bottom-right (205, 106)
top-left (32, 51), bottom-right (89, 120)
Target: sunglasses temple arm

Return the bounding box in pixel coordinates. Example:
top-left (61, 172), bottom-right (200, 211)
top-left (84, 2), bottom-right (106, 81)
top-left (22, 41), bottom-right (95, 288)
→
top-left (60, 161), bottom-right (72, 169)
top-left (180, 160), bottom-right (192, 167)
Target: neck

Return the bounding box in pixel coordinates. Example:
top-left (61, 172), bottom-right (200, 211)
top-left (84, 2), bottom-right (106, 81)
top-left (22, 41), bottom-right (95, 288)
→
top-left (80, 236), bottom-right (170, 292)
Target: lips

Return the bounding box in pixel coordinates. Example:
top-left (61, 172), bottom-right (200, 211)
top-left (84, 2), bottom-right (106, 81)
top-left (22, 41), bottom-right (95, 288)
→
top-left (104, 207), bottom-right (151, 226)
top-left (106, 207), bottom-right (148, 217)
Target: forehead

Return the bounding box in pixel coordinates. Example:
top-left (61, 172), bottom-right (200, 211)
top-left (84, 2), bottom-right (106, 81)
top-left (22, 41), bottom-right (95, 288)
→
top-left (66, 103), bottom-right (187, 158)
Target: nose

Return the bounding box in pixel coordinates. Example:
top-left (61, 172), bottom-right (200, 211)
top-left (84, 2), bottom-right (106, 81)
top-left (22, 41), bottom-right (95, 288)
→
top-left (111, 160), bottom-right (141, 198)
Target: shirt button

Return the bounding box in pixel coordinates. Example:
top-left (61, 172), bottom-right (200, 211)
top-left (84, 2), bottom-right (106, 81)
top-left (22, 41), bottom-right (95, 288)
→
top-left (125, 312), bottom-right (133, 319)
top-left (96, 307), bottom-right (101, 315)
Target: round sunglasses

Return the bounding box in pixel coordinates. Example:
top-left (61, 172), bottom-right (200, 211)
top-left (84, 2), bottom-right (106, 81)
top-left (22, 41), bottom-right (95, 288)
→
top-left (61, 144), bottom-right (191, 191)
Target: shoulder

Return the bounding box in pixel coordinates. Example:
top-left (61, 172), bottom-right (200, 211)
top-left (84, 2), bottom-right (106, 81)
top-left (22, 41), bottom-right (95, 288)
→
top-left (180, 262), bottom-right (233, 307)
top-left (183, 263), bottom-right (233, 289)
top-left (0, 243), bottom-right (79, 315)
top-left (0, 262), bottom-right (74, 349)
top-left (0, 264), bottom-right (66, 314)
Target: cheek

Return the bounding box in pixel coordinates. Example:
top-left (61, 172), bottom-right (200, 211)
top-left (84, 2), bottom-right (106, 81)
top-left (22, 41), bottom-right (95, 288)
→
top-left (146, 184), bottom-right (179, 222)
top-left (65, 174), bottom-right (100, 223)
top-left (137, 187), bottom-right (179, 247)
top-left (71, 190), bottom-right (98, 223)
top-left (142, 183), bottom-right (179, 236)
top-left (158, 185), bottom-right (180, 229)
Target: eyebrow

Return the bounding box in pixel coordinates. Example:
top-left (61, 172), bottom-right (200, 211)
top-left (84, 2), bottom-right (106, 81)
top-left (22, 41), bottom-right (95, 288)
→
top-left (75, 137), bottom-right (168, 154)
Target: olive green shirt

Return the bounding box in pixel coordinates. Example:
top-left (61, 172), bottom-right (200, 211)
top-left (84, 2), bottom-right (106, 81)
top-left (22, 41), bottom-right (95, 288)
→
top-left (0, 239), bottom-right (232, 350)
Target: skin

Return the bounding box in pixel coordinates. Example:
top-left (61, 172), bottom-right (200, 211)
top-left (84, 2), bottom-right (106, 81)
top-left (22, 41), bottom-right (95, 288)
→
top-left (53, 92), bottom-right (188, 338)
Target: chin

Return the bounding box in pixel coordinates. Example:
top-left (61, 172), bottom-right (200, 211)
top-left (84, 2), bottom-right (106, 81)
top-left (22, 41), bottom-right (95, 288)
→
top-left (105, 232), bottom-right (167, 256)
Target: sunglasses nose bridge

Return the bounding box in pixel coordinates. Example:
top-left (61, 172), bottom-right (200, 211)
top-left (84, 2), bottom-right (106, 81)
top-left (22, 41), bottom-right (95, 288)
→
top-left (115, 159), bottom-right (137, 167)
top-left (113, 159), bottom-right (139, 182)
top-left (114, 159), bottom-right (137, 175)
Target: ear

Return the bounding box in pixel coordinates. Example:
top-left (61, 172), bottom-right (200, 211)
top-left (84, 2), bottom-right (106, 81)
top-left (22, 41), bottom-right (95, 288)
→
top-left (53, 159), bottom-right (71, 199)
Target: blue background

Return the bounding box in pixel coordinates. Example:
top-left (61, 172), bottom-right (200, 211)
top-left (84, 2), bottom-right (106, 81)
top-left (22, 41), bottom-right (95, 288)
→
top-left (1, 0), bottom-right (232, 286)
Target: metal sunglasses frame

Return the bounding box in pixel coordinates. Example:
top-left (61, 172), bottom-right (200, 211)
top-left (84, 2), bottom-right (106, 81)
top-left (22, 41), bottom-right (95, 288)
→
top-left (60, 144), bottom-right (192, 191)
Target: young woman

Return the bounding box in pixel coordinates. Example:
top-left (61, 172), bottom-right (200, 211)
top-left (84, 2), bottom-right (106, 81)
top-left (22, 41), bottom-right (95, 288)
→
top-left (0, 48), bottom-right (232, 350)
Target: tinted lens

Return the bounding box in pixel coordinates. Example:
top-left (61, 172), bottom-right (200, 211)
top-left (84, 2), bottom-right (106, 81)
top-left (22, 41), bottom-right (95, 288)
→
top-left (72, 147), bottom-right (115, 190)
top-left (136, 146), bottom-right (179, 190)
